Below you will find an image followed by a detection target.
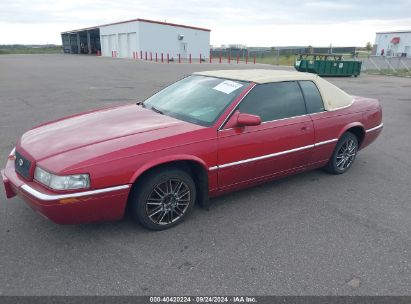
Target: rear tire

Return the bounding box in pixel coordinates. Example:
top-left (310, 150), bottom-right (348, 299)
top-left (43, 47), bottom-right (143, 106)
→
top-left (324, 132), bottom-right (358, 175)
top-left (130, 167), bottom-right (196, 230)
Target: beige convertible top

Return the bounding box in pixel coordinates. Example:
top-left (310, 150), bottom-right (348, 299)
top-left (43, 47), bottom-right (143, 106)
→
top-left (194, 69), bottom-right (353, 111)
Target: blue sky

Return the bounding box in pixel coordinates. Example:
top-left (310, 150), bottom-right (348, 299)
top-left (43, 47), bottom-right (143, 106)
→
top-left (1, 0), bottom-right (410, 46)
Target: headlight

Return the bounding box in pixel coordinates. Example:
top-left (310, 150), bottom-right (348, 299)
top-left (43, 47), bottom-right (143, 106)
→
top-left (34, 167), bottom-right (90, 190)
top-left (8, 147), bottom-right (16, 160)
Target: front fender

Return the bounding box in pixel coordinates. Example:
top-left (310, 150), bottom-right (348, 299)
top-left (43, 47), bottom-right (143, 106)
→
top-left (129, 154), bottom-right (209, 184)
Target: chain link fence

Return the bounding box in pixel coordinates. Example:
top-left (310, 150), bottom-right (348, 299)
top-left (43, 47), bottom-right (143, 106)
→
top-left (211, 47), bottom-right (357, 57)
top-left (210, 47), bottom-right (358, 65)
top-left (209, 47), bottom-right (411, 76)
top-left (361, 56), bottom-right (411, 76)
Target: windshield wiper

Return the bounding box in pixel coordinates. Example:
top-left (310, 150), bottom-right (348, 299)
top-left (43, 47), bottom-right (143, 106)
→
top-left (150, 106), bottom-right (164, 115)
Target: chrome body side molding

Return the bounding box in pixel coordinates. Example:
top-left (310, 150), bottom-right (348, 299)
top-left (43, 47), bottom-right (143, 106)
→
top-left (21, 184), bottom-right (130, 201)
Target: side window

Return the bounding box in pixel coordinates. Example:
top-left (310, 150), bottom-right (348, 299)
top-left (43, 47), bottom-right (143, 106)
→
top-left (299, 81), bottom-right (325, 113)
top-left (238, 81), bottom-right (306, 122)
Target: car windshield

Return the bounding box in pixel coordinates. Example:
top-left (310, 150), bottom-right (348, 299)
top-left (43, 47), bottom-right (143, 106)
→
top-left (143, 75), bottom-right (249, 126)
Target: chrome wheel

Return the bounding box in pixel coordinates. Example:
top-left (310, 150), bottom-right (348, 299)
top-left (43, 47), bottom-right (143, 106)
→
top-left (145, 178), bottom-right (191, 225)
top-left (336, 138), bottom-right (357, 170)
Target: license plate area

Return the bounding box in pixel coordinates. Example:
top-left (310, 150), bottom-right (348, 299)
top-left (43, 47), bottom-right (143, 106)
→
top-left (15, 151), bottom-right (32, 179)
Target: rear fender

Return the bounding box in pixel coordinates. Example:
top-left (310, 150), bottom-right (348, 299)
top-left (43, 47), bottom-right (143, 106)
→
top-left (337, 122), bottom-right (365, 141)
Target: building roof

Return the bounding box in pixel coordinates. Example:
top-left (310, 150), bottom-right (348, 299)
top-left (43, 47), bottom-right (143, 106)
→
top-left (194, 69), bottom-right (353, 111)
top-left (62, 18), bottom-right (211, 34)
top-left (100, 18), bottom-right (211, 32)
top-left (61, 26), bottom-right (99, 34)
top-left (376, 30), bottom-right (411, 34)
top-left (194, 69), bottom-right (316, 83)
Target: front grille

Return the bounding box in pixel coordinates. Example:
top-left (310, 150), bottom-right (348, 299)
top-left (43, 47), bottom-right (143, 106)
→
top-left (15, 151), bottom-right (32, 179)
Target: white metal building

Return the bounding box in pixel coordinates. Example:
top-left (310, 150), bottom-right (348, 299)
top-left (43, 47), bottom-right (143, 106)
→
top-left (374, 30), bottom-right (411, 57)
top-left (61, 18), bottom-right (211, 59)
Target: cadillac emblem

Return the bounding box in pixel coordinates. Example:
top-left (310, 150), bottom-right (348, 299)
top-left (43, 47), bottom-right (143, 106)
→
top-left (18, 159), bottom-right (24, 167)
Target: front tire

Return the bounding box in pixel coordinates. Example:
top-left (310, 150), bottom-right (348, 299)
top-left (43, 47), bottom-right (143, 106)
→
top-left (130, 167), bottom-right (196, 230)
top-left (324, 132), bottom-right (358, 174)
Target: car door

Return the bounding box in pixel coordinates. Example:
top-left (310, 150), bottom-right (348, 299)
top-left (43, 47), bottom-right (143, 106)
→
top-left (217, 81), bottom-right (315, 190)
top-left (298, 80), bottom-right (342, 166)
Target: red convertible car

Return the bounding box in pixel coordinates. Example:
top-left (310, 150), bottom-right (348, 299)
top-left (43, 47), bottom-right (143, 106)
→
top-left (2, 70), bottom-right (383, 230)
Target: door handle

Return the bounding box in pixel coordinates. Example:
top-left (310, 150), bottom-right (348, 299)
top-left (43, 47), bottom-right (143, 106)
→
top-left (301, 126), bottom-right (310, 131)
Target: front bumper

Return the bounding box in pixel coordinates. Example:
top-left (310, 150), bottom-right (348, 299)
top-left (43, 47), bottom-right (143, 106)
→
top-left (2, 159), bottom-right (131, 225)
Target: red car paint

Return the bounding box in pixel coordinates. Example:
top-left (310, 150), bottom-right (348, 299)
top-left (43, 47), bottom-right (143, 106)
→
top-left (2, 83), bottom-right (383, 224)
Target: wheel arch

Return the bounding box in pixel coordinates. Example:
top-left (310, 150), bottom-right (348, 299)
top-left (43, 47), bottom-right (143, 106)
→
top-left (128, 155), bottom-right (211, 210)
top-left (337, 122), bottom-right (366, 147)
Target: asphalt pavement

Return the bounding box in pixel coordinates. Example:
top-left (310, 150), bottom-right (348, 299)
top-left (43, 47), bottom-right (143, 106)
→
top-left (0, 54), bottom-right (410, 295)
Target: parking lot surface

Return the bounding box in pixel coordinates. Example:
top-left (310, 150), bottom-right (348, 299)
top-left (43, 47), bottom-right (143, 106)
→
top-left (0, 54), bottom-right (410, 295)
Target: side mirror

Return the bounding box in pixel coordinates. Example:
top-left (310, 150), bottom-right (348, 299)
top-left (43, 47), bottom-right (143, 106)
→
top-left (236, 113), bottom-right (261, 127)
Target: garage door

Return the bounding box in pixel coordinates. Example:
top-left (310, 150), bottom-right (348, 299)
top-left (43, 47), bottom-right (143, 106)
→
top-left (109, 34), bottom-right (116, 56)
top-left (127, 32), bottom-right (137, 58)
top-left (101, 35), bottom-right (110, 57)
top-left (119, 33), bottom-right (127, 58)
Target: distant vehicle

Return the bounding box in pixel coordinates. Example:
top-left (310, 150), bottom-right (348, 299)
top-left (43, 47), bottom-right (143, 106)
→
top-left (2, 70), bottom-right (383, 230)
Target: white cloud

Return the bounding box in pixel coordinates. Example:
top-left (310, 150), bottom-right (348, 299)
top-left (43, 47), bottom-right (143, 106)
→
top-left (303, 1), bottom-right (355, 10)
top-left (212, 18), bottom-right (411, 47)
top-left (0, 0), bottom-right (410, 46)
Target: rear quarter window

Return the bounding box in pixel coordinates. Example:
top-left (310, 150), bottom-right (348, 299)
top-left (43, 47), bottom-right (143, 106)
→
top-left (299, 81), bottom-right (325, 113)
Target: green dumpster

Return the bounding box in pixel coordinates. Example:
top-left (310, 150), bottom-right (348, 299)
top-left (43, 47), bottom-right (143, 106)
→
top-left (295, 53), bottom-right (361, 77)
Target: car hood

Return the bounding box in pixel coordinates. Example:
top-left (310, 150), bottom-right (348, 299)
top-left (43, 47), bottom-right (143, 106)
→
top-left (18, 104), bottom-right (200, 161)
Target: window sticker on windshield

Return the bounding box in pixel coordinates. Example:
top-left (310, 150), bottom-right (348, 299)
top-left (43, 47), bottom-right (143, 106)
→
top-left (212, 80), bottom-right (243, 94)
